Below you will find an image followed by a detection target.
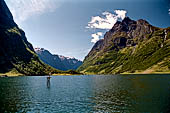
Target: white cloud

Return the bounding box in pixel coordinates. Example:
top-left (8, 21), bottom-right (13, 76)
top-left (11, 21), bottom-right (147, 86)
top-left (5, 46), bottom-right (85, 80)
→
top-left (87, 10), bottom-right (127, 30)
top-left (91, 32), bottom-right (103, 43)
top-left (114, 10), bottom-right (127, 20)
top-left (5, 0), bottom-right (59, 24)
top-left (169, 9), bottom-right (170, 15)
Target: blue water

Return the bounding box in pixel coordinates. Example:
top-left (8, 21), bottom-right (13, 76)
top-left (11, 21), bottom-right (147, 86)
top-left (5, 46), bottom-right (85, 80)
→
top-left (0, 74), bottom-right (170, 113)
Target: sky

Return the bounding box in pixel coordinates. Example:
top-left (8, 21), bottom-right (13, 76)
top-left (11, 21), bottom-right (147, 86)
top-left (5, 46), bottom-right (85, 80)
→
top-left (5, 0), bottom-right (170, 60)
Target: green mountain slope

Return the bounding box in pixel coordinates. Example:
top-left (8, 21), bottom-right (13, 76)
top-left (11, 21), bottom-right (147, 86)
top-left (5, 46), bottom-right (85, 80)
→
top-left (0, 0), bottom-right (66, 75)
top-left (78, 17), bottom-right (170, 74)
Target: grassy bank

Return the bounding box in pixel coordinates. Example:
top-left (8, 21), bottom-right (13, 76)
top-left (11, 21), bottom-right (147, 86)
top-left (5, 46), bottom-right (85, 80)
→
top-left (82, 71), bottom-right (170, 75)
top-left (0, 72), bottom-right (23, 77)
top-left (0, 69), bottom-right (82, 77)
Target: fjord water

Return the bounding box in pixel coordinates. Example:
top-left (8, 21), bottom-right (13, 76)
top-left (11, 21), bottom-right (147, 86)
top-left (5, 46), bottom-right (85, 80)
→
top-left (0, 75), bottom-right (170, 113)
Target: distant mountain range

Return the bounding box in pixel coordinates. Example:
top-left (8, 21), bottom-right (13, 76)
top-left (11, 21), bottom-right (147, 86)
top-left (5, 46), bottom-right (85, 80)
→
top-left (35, 48), bottom-right (82, 71)
top-left (78, 17), bottom-right (170, 74)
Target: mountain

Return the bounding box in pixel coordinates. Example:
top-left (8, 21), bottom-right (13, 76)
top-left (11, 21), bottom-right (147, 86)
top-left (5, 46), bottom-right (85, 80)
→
top-left (35, 48), bottom-right (82, 71)
top-left (58, 55), bottom-right (83, 70)
top-left (0, 0), bottom-right (62, 75)
top-left (78, 17), bottom-right (170, 74)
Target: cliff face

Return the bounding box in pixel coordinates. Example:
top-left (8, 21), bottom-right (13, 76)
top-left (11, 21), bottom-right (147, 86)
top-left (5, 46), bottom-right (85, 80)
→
top-left (78, 17), bottom-right (170, 74)
top-left (0, 0), bottom-right (56, 75)
top-left (35, 48), bottom-right (82, 71)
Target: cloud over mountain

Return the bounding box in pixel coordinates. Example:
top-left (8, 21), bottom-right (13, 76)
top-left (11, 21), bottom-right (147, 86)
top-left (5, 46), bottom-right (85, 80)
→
top-left (87, 10), bottom-right (127, 43)
top-left (87, 10), bottom-right (127, 30)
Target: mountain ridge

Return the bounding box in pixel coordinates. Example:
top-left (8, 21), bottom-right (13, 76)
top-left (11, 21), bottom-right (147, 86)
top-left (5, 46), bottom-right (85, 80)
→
top-left (78, 17), bottom-right (170, 74)
top-left (35, 48), bottom-right (82, 71)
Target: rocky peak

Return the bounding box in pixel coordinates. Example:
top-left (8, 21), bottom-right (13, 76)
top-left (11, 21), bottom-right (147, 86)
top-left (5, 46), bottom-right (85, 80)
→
top-left (111, 17), bottom-right (150, 34)
top-left (109, 17), bottom-right (153, 39)
top-left (111, 17), bottom-right (136, 33)
top-left (86, 17), bottom-right (156, 62)
top-left (122, 17), bottom-right (134, 24)
top-left (137, 19), bottom-right (149, 25)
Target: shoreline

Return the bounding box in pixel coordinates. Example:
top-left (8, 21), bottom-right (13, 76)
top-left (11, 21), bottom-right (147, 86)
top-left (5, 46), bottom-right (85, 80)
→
top-left (1, 72), bottom-right (170, 77)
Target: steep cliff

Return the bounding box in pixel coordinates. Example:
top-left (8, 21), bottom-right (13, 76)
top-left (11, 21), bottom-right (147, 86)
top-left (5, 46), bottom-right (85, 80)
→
top-left (78, 17), bottom-right (170, 74)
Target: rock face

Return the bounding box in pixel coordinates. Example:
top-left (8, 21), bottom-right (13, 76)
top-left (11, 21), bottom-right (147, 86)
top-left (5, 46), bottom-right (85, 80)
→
top-left (35, 48), bottom-right (82, 71)
top-left (0, 0), bottom-right (55, 75)
top-left (78, 17), bottom-right (170, 74)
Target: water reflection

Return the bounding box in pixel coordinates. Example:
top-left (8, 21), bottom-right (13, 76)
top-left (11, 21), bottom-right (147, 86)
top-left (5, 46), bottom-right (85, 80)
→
top-left (90, 75), bottom-right (170, 113)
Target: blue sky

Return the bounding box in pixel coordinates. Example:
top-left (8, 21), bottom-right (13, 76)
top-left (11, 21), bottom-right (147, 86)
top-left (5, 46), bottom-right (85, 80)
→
top-left (5, 0), bottom-right (170, 60)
